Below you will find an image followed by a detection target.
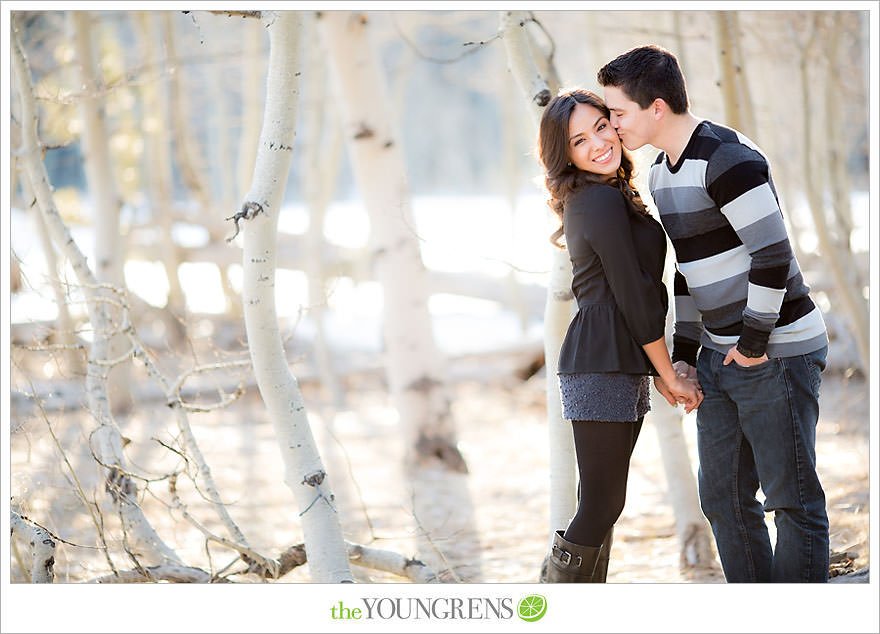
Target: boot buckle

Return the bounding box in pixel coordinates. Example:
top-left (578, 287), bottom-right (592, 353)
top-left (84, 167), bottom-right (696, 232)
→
top-left (552, 544), bottom-right (581, 567)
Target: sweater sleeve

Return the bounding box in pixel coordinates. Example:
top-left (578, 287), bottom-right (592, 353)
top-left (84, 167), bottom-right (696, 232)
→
top-left (569, 186), bottom-right (666, 346)
top-left (671, 268), bottom-right (703, 366)
top-left (706, 143), bottom-right (793, 356)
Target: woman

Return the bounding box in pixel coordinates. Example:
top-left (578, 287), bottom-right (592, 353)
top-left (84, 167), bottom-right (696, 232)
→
top-left (537, 89), bottom-right (702, 583)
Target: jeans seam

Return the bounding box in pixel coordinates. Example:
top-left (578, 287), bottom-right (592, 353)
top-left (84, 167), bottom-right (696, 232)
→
top-left (780, 357), bottom-right (807, 510)
top-left (731, 425), bottom-right (758, 582)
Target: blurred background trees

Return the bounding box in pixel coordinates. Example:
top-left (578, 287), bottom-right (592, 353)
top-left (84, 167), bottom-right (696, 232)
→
top-left (7, 8), bottom-right (871, 588)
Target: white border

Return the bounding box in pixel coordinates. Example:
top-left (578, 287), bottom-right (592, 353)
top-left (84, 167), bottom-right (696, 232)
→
top-left (3, 3), bottom-right (877, 634)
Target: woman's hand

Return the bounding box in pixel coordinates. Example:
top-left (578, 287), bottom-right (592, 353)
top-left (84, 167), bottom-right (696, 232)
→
top-left (654, 374), bottom-right (703, 414)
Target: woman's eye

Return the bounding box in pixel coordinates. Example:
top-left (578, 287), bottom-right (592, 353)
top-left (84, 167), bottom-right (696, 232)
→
top-left (573, 139), bottom-right (583, 147)
top-left (597, 123), bottom-right (607, 131)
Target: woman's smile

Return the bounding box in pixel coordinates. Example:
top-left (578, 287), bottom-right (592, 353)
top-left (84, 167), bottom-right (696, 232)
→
top-left (593, 147), bottom-right (614, 164)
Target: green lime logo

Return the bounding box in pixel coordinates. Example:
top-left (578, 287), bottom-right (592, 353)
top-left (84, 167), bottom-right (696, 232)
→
top-left (517, 594), bottom-right (547, 622)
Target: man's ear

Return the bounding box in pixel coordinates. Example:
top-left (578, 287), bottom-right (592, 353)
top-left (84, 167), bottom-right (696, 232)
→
top-left (652, 98), bottom-right (667, 120)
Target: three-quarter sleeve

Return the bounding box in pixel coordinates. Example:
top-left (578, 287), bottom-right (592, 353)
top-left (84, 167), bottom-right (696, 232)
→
top-left (568, 186), bottom-right (666, 346)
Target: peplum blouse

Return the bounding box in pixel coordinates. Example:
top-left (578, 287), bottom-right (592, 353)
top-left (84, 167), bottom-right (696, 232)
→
top-left (557, 184), bottom-right (669, 376)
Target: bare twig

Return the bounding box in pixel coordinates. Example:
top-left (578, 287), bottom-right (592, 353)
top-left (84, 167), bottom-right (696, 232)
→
top-left (391, 15), bottom-right (500, 64)
top-left (168, 474), bottom-right (279, 578)
top-left (14, 362), bottom-right (119, 574)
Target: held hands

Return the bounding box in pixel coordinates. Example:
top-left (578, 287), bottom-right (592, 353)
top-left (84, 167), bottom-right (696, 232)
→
top-left (654, 363), bottom-right (703, 414)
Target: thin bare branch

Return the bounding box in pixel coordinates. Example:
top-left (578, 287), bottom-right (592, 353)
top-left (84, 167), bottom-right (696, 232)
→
top-left (391, 14), bottom-right (501, 64)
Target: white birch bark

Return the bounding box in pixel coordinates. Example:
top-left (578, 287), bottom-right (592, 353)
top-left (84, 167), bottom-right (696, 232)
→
top-left (500, 10), bottom-right (577, 537)
top-left (238, 10), bottom-right (352, 583)
top-left (643, 254), bottom-right (718, 569)
top-left (10, 512), bottom-right (56, 583)
top-left (236, 17), bottom-right (266, 205)
top-left (209, 30), bottom-right (236, 216)
top-left (15, 157), bottom-right (78, 369)
top-left (135, 11), bottom-right (187, 322)
top-left (652, 406), bottom-right (718, 569)
top-left (70, 11), bottom-right (124, 292)
top-left (70, 10), bottom-right (132, 413)
top-left (500, 55), bottom-right (531, 335)
top-left (302, 14), bottom-right (346, 410)
top-left (318, 11), bottom-right (466, 472)
top-left (87, 566), bottom-right (211, 583)
top-left (13, 22), bottom-right (184, 568)
top-left (347, 542), bottom-right (438, 583)
top-left (163, 11), bottom-right (213, 216)
top-left (162, 11), bottom-right (237, 312)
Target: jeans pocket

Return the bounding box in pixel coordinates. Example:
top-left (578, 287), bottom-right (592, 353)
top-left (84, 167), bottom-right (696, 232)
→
top-left (804, 356), bottom-right (822, 395)
top-left (732, 357), bottom-right (775, 371)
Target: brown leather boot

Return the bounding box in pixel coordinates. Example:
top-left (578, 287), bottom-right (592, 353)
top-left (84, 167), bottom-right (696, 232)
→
top-left (592, 527), bottom-right (614, 582)
top-left (544, 530), bottom-right (604, 583)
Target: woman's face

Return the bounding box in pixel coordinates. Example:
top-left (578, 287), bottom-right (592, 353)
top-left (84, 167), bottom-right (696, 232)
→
top-left (567, 102), bottom-right (621, 178)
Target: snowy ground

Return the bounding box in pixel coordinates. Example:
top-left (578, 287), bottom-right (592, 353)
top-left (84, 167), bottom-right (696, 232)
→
top-left (9, 331), bottom-right (869, 585)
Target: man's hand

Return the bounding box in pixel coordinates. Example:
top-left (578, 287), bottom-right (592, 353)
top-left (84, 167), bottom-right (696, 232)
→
top-left (653, 376), bottom-right (677, 407)
top-left (673, 360), bottom-right (697, 381)
top-left (723, 346), bottom-right (769, 367)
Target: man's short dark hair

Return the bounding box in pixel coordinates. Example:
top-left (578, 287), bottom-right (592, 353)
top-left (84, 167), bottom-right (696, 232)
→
top-left (597, 45), bottom-right (689, 114)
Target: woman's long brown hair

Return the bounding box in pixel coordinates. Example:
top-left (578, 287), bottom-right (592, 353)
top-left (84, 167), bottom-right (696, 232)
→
top-left (538, 89), bottom-right (648, 248)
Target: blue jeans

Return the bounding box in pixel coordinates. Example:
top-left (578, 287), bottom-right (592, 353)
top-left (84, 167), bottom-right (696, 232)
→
top-left (695, 346), bottom-right (829, 582)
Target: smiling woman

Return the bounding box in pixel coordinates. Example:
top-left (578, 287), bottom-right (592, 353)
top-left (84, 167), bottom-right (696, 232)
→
top-left (567, 102), bottom-right (621, 177)
top-left (535, 88), bottom-right (702, 583)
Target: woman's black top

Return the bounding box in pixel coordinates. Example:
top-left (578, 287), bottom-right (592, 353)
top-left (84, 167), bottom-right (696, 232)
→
top-left (557, 184), bottom-right (668, 376)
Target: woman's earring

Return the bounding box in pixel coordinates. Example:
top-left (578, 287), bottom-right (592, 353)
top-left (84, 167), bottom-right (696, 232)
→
top-left (567, 161), bottom-right (572, 167)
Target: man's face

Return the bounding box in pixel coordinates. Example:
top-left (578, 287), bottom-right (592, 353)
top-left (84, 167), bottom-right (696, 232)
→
top-left (602, 85), bottom-right (655, 151)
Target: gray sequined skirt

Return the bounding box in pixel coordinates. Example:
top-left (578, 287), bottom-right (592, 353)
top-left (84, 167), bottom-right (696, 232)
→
top-left (558, 372), bottom-right (650, 422)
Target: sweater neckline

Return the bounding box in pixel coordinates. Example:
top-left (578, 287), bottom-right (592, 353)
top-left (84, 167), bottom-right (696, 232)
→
top-left (665, 120), bottom-right (708, 174)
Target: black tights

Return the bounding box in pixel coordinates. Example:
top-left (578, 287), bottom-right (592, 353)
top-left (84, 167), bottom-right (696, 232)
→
top-left (563, 417), bottom-right (643, 547)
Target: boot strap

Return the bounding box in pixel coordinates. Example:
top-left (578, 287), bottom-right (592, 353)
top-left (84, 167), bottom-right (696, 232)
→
top-left (551, 543), bottom-right (582, 567)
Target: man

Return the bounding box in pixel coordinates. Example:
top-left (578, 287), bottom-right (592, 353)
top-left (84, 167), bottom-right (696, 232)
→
top-left (598, 45), bottom-right (830, 582)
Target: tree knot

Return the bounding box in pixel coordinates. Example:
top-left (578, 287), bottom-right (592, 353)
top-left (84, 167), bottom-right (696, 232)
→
top-left (534, 88), bottom-right (552, 107)
top-left (226, 201), bottom-right (265, 242)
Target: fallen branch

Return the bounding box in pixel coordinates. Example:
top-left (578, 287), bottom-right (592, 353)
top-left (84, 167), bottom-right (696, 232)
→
top-left (347, 542), bottom-right (438, 583)
top-left (87, 565), bottom-right (214, 583)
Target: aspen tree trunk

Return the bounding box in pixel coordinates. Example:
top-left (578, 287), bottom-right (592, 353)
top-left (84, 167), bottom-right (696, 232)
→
top-left (672, 13), bottom-right (701, 112)
top-left (714, 11), bottom-right (752, 138)
top-left (651, 289), bottom-right (717, 570)
top-left (236, 17), bottom-right (265, 205)
top-left (70, 10), bottom-right (132, 414)
top-left (500, 77), bottom-right (530, 334)
top-left (10, 512), bottom-right (55, 583)
top-left (209, 31), bottom-right (236, 218)
top-left (13, 23), bottom-right (183, 568)
top-left (163, 11), bottom-right (213, 216)
top-left (798, 23), bottom-right (869, 373)
top-left (500, 10), bottom-right (577, 540)
top-left (162, 11), bottom-right (237, 312)
top-left (652, 403), bottom-right (718, 569)
top-left (302, 15), bottom-right (346, 411)
top-left (824, 14), bottom-right (855, 245)
top-left (135, 11), bottom-right (187, 325)
top-left (12, 142), bottom-right (78, 369)
top-left (318, 11), bottom-right (467, 473)
top-left (238, 10), bottom-right (352, 583)
top-left (728, 12), bottom-right (757, 140)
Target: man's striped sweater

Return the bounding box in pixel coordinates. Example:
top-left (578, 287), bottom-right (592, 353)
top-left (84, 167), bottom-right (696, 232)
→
top-left (648, 120), bottom-right (827, 365)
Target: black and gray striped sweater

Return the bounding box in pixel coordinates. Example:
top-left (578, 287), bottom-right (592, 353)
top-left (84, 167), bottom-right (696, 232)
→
top-left (648, 120), bottom-right (827, 366)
